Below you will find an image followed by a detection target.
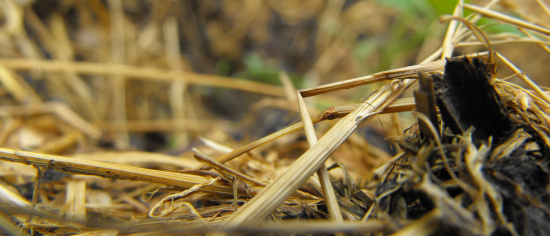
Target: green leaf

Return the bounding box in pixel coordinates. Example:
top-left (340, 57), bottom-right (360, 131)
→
top-left (376, 0), bottom-right (435, 18)
top-left (427, 0), bottom-right (460, 16)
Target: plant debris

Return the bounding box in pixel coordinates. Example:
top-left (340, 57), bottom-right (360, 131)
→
top-left (433, 56), bottom-right (514, 144)
top-left (380, 56), bottom-right (550, 236)
top-left (0, 1), bottom-right (549, 235)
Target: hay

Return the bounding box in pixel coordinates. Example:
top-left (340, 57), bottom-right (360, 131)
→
top-left (0, 0), bottom-right (549, 235)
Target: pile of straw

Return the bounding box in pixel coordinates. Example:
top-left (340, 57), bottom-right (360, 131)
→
top-left (0, 0), bottom-right (549, 235)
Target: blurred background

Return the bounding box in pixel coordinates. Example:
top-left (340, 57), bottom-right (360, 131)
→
top-left (0, 0), bottom-right (549, 178)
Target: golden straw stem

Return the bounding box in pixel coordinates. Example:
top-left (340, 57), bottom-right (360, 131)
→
top-left (463, 4), bottom-right (550, 35)
top-left (297, 92), bottom-right (344, 223)
top-left (299, 58), bottom-right (450, 97)
top-left (0, 58), bottom-right (286, 97)
top-left (441, 3), bottom-right (462, 59)
top-left (193, 148), bottom-right (267, 187)
top-left (0, 148), bottom-right (234, 194)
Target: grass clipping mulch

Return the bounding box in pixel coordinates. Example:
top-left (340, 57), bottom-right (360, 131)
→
top-left (0, 2), bottom-right (550, 236)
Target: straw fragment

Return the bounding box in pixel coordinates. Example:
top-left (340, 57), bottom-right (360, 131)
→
top-left (0, 58), bottom-right (286, 97)
top-left (0, 148), bottom-right (234, 194)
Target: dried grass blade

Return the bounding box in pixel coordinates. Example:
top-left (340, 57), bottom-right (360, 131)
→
top-left (0, 209), bottom-right (24, 236)
top-left (536, 0), bottom-right (550, 19)
top-left (441, 3), bottom-right (462, 59)
top-left (193, 148), bottom-right (266, 186)
top-left (0, 58), bottom-right (286, 97)
top-left (149, 177), bottom-right (221, 218)
top-left (440, 15), bottom-right (494, 63)
top-left (206, 119), bottom-right (315, 167)
top-left (0, 67), bottom-right (42, 104)
top-left (280, 71), bottom-right (299, 108)
top-left (0, 148), bottom-right (234, 194)
top-left (455, 38), bottom-right (550, 48)
top-left (297, 92), bottom-right (343, 223)
top-left (332, 97), bottom-right (416, 115)
top-left (463, 3), bottom-right (550, 35)
top-left (300, 59), bottom-right (447, 97)
top-left (163, 16), bottom-right (190, 147)
top-left (0, 182), bottom-right (30, 207)
top-left (65, 179), bottom-right (86, 223)
top-left (373, 151), bottom-right (405, 180)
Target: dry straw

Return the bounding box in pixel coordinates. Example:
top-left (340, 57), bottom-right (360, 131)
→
top-left (0, 0), bottom-right (549, 235)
